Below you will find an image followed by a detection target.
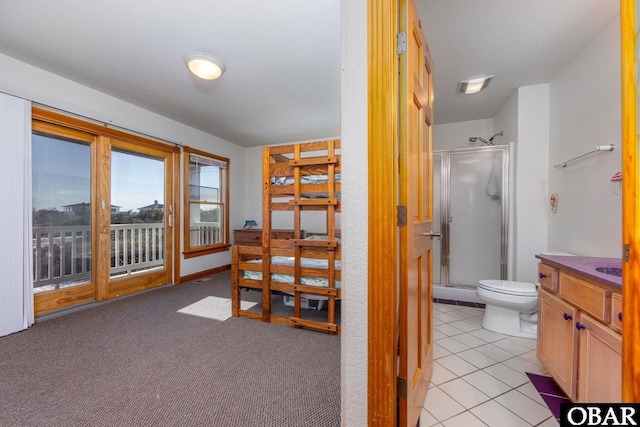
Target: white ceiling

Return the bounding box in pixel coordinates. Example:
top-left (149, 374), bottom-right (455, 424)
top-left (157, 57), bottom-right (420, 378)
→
top-left (0, 1), bottom-right (620, 147)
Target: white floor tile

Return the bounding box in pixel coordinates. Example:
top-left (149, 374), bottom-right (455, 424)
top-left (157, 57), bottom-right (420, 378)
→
top-left (461, 370), bottom-right (512, 398)
top-left (482, 363), bottom-right (530, 388)
top-left (435, 312), bottom-right (464, 323)
top-left (449, 320), bottom-right (482, 333)
top-left (474, 343), bottom-right (515, 362)
top-left (433, 318), bottom-right (444, 326)
top-left (516, 381), bottom-right (547, 406)
top-left (437, 337), bottom-right (471, 354)
top-left (470, 400), bottom-right (530, 427)
top-left (431, 361), bottom-right (458, 385)
top-left (520, 349), bottom-right (545, 368)
top-left (423, 387), bottom-right (466, 422)
top-left (437, 354), bottom-right (479, 377)
top-left (420, 407), bottom-right (439, 426)
top-left (433, 329), bottom-right (448, 341)
top-left (439, 378), bottom-right (491, 409)
top-left (469, 328), bottom-right (509, 343)
top-left (434, 324), bottom-right (465, 337)
top-left (538, 416), bottom-right (561, 427)
top-left (459, 307), bottom-right (485, 317)
top-left (445, 310), bottom-right (476, 321)
top-left (502, 356), bottom-right (548, 376)
top-left (491, 339), bottom-right (531, 355)
top-left (433, 303), bottom-right (460, 312)
top-left (507, 336), bottom-right (537, 350)
top-left (433, 343), bottom-right (452, 360)
top-left (465, 316), bottom-right (484, 326)
top-left (494, 389), bottom-right (553, 425)
top-left (456, 349), bottom-right (499, 369)
top-left (441, 411), bottom-right (488, 427)
top-left (451, 333), bottom-right (487, 348)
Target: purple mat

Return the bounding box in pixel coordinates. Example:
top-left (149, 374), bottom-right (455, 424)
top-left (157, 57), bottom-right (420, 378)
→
top-left (526, 372), bottom-right (570, 421)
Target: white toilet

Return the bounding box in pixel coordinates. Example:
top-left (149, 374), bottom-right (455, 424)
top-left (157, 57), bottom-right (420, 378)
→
top-left (476, 280), bottom-right (539, 339)
top-left (476, 252), bottom-right (576, 339)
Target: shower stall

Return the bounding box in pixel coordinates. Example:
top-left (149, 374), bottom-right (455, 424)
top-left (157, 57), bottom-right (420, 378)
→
top-left (432, 145), bottom-right (509, 301)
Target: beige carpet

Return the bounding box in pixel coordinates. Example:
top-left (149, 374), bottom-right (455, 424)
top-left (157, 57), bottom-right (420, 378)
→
top-left (0, 270), bottom-right (341, 426)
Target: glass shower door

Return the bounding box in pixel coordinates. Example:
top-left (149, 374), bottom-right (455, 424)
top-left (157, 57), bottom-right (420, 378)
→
top-left (448, 149), bottom-right (505, 286)
top-left (433, 146), bottom-right (508, 288)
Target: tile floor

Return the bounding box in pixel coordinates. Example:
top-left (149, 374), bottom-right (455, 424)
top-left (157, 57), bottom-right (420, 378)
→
top-left (421, 302), bottom-right (560, 427)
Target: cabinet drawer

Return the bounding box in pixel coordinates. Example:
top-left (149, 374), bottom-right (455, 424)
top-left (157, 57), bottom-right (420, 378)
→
top-left (559, 273), bottom-right (611, 323)
top-left (233, 229), bottom-right (262, 246)
top-left (538, 263), bottom-right (558, 292)
top-left (611, 293), bottom-right (623, 333)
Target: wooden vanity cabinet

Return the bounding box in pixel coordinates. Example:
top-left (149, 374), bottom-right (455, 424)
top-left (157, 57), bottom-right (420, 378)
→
top-left (537, 263), bottom-right (622, 402)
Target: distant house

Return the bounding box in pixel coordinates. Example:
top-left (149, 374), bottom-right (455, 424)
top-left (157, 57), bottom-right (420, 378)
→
top-left (138, 200), bottom-right (164, 213)
top-left (63, 202), bottom-right (121, 214)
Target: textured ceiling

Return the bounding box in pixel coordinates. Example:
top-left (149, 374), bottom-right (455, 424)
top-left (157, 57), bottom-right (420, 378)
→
top-left (0, 1), bottom-right (620, 147)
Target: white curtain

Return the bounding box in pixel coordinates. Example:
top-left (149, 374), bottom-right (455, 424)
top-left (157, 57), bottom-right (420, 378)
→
top-left (0, 93), bottom-right (33, 337)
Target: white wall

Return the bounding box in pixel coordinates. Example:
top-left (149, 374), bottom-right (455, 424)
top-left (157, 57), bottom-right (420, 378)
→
top-left (514, 84), bottom-right (550, 281)
top-left (494, 90), bottom-right (518, 279)
top-left (548, 13), bottom-right (622, 257)
top-left (0, 53), bottom-right (246, 277)
top-left (433, 118), bottom-right (494, 151)
top-left (341, 0), bottom-right (368, 424)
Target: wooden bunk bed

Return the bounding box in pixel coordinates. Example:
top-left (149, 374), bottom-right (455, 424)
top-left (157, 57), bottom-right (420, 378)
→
top-left (231, 139), bottom-right (341, 334)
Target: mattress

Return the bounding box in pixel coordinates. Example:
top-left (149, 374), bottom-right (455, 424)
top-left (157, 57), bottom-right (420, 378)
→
top-left (271, 173), bottom-right (342, 186)
top-left (242, 255), bottom-right (342, 289)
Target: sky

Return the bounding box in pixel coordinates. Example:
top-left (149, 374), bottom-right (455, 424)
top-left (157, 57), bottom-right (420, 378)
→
top-left (32, 134), bottom-right (164, 212)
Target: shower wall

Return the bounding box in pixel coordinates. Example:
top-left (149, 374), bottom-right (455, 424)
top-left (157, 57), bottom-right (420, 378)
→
top-left (433, 146), bottom-right (508, 288)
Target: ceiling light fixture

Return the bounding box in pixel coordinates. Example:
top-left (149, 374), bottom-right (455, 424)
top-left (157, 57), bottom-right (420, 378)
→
top-left (184, 51), bottom-right (225, 80)
top-left (457, 75), bottom-right (493, 95)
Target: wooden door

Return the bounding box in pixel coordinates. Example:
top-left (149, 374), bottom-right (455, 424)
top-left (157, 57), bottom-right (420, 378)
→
top-left (397, 0), bottom-right (434, 424)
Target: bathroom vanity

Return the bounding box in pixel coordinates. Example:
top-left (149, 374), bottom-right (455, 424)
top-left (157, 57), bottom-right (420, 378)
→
top-left (535, 254), bottom-right (622, 403)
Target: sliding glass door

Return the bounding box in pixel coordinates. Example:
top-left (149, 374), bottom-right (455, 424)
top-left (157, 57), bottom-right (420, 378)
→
top-left (105, 140), bottom-right (173, 299)
top-left (32, 112), bottom-right (176, 314)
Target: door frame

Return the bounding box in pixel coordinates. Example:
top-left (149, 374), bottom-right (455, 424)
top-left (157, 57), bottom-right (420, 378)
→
top-left (367, 0), bottom-right (400, 424)
top-left (620, 0), bottom-right (639, 402)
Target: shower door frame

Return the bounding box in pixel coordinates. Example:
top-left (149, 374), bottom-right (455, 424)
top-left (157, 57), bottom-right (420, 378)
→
top-left (436, 145), bottom-right (509, 288)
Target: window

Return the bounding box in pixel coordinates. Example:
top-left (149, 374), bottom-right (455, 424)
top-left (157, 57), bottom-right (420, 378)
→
top-left (183, 146), bottom-right (230, 257)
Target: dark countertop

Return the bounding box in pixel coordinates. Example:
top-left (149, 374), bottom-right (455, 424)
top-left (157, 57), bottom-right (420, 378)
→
top-left (535, 254), bottom-right (622, 290)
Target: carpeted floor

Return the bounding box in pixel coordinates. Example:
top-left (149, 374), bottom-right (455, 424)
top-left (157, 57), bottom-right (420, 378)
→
top-left (0, 270), bottom-right (341, 427)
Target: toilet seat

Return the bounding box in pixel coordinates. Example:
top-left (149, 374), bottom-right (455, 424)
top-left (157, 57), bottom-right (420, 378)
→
top-left (478, 280), bottom-right (538, 297)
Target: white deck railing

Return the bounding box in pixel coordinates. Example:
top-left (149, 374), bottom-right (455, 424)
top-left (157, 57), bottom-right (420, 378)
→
top-left (33, 223), bottom-right (164, 292)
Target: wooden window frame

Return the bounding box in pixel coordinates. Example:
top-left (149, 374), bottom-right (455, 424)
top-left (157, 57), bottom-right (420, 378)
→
top-left (182, 146), bottom-right (230, 258)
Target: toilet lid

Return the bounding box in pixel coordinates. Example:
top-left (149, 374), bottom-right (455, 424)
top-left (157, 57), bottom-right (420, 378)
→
top-left (478, 280), bottom-right (538, 297)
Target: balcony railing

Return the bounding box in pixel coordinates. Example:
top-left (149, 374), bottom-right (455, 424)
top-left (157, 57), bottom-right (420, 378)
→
top-left (33, 223), bottom-right (164, 293)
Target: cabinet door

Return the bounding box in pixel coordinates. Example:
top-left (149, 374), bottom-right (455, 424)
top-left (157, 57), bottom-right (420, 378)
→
top-left (577, 312), bottom-right (622, 402)
top-left (538, 289), bottom-right (578, 399)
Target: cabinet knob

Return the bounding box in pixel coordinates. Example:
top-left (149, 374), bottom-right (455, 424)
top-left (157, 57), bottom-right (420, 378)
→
top-left (575, 322), bottom-right (586, 331)
top-left (563, 313), bottom-right (572, 321)
top-left (539, 273), bottom-right (548, 279)
top-left (618, 312), bottom-right (623, 322)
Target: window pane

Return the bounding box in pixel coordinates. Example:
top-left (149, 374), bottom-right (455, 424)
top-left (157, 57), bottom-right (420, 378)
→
top-left (189, 203), bottom-right (224, 247)
top-left (189, 160), bottom-right (220, 203)
top-left (110, 149), bottom-right (165, 278)
top-left (32, 133), bottom-right (92, 293)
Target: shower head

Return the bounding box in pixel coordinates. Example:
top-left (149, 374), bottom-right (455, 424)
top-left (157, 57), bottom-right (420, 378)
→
top-left (469, 131), bottom-right (504, 146)
top-left (469, 136), bottom-right (493, 146)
